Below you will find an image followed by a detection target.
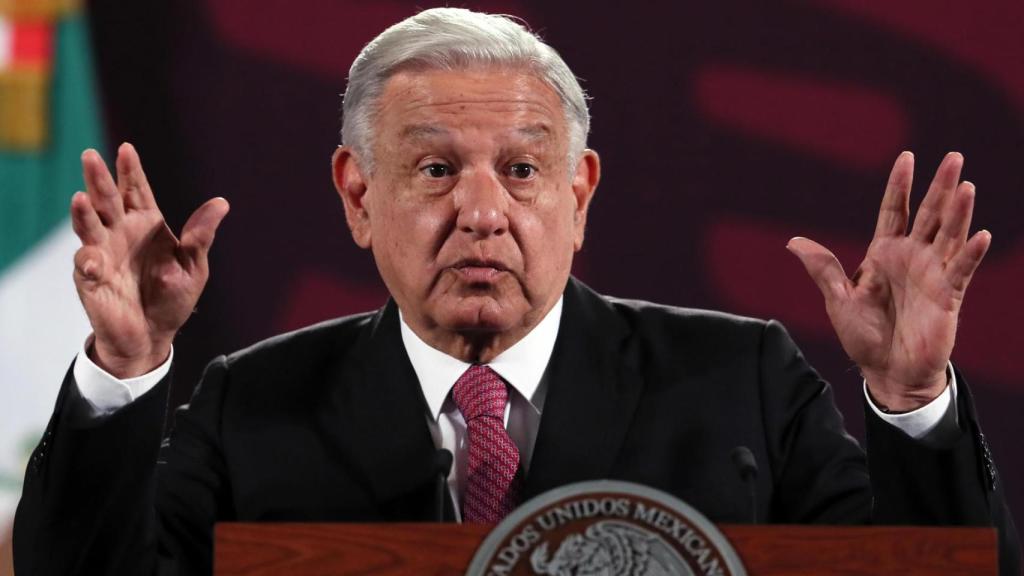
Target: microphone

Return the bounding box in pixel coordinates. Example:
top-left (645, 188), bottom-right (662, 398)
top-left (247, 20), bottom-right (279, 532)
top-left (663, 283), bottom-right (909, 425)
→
top-left (433, 448), bottom-right (454, 522)
top-left (730, 445), bottom-right (759, 524)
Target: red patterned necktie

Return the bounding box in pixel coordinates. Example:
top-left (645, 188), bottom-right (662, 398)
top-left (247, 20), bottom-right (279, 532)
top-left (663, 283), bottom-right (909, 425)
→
top-left (452, 364), bottom-right (521, 523)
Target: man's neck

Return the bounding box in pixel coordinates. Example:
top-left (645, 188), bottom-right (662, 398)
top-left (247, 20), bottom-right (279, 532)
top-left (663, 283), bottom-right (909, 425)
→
top-left (399, 299), bottom-right (562, 363)
top-left (430, 332), bottom-right (527, 364)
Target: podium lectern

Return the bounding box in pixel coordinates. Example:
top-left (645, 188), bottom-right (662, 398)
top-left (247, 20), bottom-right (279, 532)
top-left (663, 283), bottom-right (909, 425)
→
top-left (215, 523), bottom-right (996, 575)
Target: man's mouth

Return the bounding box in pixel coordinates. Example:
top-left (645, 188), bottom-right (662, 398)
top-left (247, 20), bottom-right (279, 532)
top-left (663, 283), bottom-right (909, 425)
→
top-left (451, 259), bottom-right (508, 282)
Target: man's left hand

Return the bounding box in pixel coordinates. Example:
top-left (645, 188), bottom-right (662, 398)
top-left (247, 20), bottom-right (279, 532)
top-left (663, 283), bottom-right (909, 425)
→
top-left (788, 151), bottom-right (991, 412)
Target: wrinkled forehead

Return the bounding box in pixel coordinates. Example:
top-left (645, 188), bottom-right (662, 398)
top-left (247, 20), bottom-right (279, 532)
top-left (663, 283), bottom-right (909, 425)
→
top-left (398, 122), bottom-right (555, 146)
top-left (374, 67), bottom-right (570, 146)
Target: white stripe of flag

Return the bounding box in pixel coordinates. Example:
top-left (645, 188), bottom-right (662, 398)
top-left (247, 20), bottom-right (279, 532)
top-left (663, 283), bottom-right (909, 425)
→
top-left (0, 16), bottom-right (12, 70)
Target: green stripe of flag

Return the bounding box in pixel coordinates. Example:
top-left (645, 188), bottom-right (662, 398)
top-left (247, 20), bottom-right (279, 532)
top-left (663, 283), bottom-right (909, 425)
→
top-left (0, 10), bottom-right (103, 273)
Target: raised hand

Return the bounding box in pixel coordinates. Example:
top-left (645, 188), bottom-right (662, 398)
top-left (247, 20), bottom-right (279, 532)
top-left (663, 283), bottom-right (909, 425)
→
top-left (787, 152), bottom-right (990, 412)
top-left (70, 143), bottom-right (229, 378)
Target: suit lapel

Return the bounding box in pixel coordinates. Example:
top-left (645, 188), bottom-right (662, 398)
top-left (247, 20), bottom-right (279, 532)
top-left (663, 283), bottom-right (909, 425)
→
top-left (523, 278), bottom-right (645, 499)
top-left (319, 300), bottom-right (442, 517)
top-left (317, 279), bottom-right (643, 513)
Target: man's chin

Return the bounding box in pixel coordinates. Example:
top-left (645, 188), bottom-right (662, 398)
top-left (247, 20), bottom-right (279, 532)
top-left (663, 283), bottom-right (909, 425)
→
top-left (434, 297), bottom-right (527, 334)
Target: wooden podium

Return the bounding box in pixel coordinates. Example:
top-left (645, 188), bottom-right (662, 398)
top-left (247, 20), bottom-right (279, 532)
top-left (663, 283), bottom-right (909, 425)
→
top-left (215, 523), bottom-right (997, 575)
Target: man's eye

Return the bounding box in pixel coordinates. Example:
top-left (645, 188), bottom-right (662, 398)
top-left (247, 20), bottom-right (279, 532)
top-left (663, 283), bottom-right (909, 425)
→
top-left (508, 163), bottom-right (536, 179)
top-left (421, 163), bottom-right (452, 178)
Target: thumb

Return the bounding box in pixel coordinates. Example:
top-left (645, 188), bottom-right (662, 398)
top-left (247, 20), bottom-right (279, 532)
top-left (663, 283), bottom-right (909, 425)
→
top-left (786, 236), bottom-right (849, 303)
top-left (180, 197), bottom-right (230, 265)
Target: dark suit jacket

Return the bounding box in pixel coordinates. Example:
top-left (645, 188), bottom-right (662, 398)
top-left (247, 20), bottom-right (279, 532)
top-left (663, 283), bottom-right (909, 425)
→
top-left (14, 278), bottom-right (1020, 575)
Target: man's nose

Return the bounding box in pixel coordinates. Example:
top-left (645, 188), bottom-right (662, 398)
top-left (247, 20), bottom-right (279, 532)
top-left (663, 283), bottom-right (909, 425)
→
top-left (454, 169), bottom-right (509, 238)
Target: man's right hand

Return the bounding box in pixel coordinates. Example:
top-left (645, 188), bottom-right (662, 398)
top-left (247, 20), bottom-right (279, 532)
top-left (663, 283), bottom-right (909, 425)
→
top-left (71, 143), bottom-right (229, 378)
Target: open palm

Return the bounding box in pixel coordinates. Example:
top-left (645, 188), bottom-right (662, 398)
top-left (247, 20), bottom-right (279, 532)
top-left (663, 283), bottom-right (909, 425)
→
top-left (789, 152), bottom-right (990, 411)
top-left (71, 144), bottom-right (229, 378)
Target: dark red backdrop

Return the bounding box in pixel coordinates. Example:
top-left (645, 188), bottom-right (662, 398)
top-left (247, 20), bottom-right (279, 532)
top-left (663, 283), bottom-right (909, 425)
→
top-left (86, 0), bottom-right (1023, 525)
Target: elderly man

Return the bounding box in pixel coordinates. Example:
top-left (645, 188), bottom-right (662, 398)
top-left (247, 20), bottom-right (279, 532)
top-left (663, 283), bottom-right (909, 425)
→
top-left (14, 7), bottom-right (1018, 576)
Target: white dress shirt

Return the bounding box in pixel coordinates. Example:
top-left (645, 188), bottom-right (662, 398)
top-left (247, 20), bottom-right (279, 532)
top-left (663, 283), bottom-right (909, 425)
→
top-left (72, 298), bottom-right (959, 520)
top-left (399, 297), bottom-right (562, 520)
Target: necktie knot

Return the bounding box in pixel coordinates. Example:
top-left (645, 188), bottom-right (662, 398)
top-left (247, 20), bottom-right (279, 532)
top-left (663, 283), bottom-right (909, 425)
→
top-left (452, 364), bottom-right (507, 422)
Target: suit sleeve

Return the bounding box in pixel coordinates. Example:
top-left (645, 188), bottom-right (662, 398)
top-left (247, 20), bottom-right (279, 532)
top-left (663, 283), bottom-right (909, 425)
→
top-left (756, 320), bottom-right (873, 524)
top-left (758, 320), bottom-right (1019, 575)
top-left (866, 366), bottom-right (1020, 575)
top-left (13, 355), bottom-right (234, 576)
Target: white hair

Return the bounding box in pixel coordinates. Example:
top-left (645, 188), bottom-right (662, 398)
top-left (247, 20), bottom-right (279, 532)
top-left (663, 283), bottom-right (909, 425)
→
top-left (341, 7), bottom-right (590, 173)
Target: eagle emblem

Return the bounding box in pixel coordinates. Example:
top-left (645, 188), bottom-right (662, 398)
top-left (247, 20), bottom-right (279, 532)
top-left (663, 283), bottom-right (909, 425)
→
top-left (529, 520), bottom-right (696, 576)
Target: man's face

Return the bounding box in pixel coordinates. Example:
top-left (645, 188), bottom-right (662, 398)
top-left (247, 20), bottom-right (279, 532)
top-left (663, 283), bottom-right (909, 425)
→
top-left (333, 67), bottom-right (599, 355)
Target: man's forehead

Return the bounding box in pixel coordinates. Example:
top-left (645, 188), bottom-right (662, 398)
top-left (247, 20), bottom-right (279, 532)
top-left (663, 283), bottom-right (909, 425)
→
top-left (377, 69), bottom-right (566, 128)
top-left (398, 123), bottom-right (554, 141)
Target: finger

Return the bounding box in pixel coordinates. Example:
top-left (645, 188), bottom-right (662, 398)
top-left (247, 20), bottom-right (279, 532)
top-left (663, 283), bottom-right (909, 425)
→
top-left (910, 152), bottom-right (963, 242)
top-left (73, 245), bottom-right (107, 286)
top-left (179, 197), bottom-right (231, 269)
top-left (786, 237), bottom-right (849, 303)
top-left (947, 229), bottom-right (991, 293)
top-left (873, 151), bottom-right (913, 238)
top-left (934, 181), bottom-right (975, 258)
top-left (70, 191), bottom-right (108, 245)
top-left (115, 142), bottom-right (156, 210)
top-left (82, 149), bottom-right (125, 225)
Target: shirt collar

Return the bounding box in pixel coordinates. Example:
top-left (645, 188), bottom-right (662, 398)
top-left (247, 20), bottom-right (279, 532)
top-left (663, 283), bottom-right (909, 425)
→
top-left (399, 296), bottom-right (563, 421)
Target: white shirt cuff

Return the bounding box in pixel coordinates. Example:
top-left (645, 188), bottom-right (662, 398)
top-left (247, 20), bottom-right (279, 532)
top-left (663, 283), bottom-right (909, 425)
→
top-left (864, 362), bottom-right (960, 445)
top-left (73, 335), bottom-right (173, 418)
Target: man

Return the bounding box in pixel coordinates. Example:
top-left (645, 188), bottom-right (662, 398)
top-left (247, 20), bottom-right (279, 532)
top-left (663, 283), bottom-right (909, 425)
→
top-left (14, 7), bottom-right (1019, 575)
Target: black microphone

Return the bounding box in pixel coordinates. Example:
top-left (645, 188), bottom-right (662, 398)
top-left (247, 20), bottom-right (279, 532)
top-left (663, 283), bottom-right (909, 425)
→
top-left (730, 445), bottom-right (759, 524)
top-left (433, 448), bottom-right (454, 522)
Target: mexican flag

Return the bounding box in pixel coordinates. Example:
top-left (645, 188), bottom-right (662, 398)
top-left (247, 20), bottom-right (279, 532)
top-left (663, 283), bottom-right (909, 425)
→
top-left (0, 0), bottom-right (103, 524)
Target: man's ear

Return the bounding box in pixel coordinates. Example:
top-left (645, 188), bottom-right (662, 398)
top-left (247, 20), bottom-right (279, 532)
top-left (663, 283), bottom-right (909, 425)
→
top-left (571, 149), bottom-right (601, 251)
top-left (332, 146), bottom-right (372, 248)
